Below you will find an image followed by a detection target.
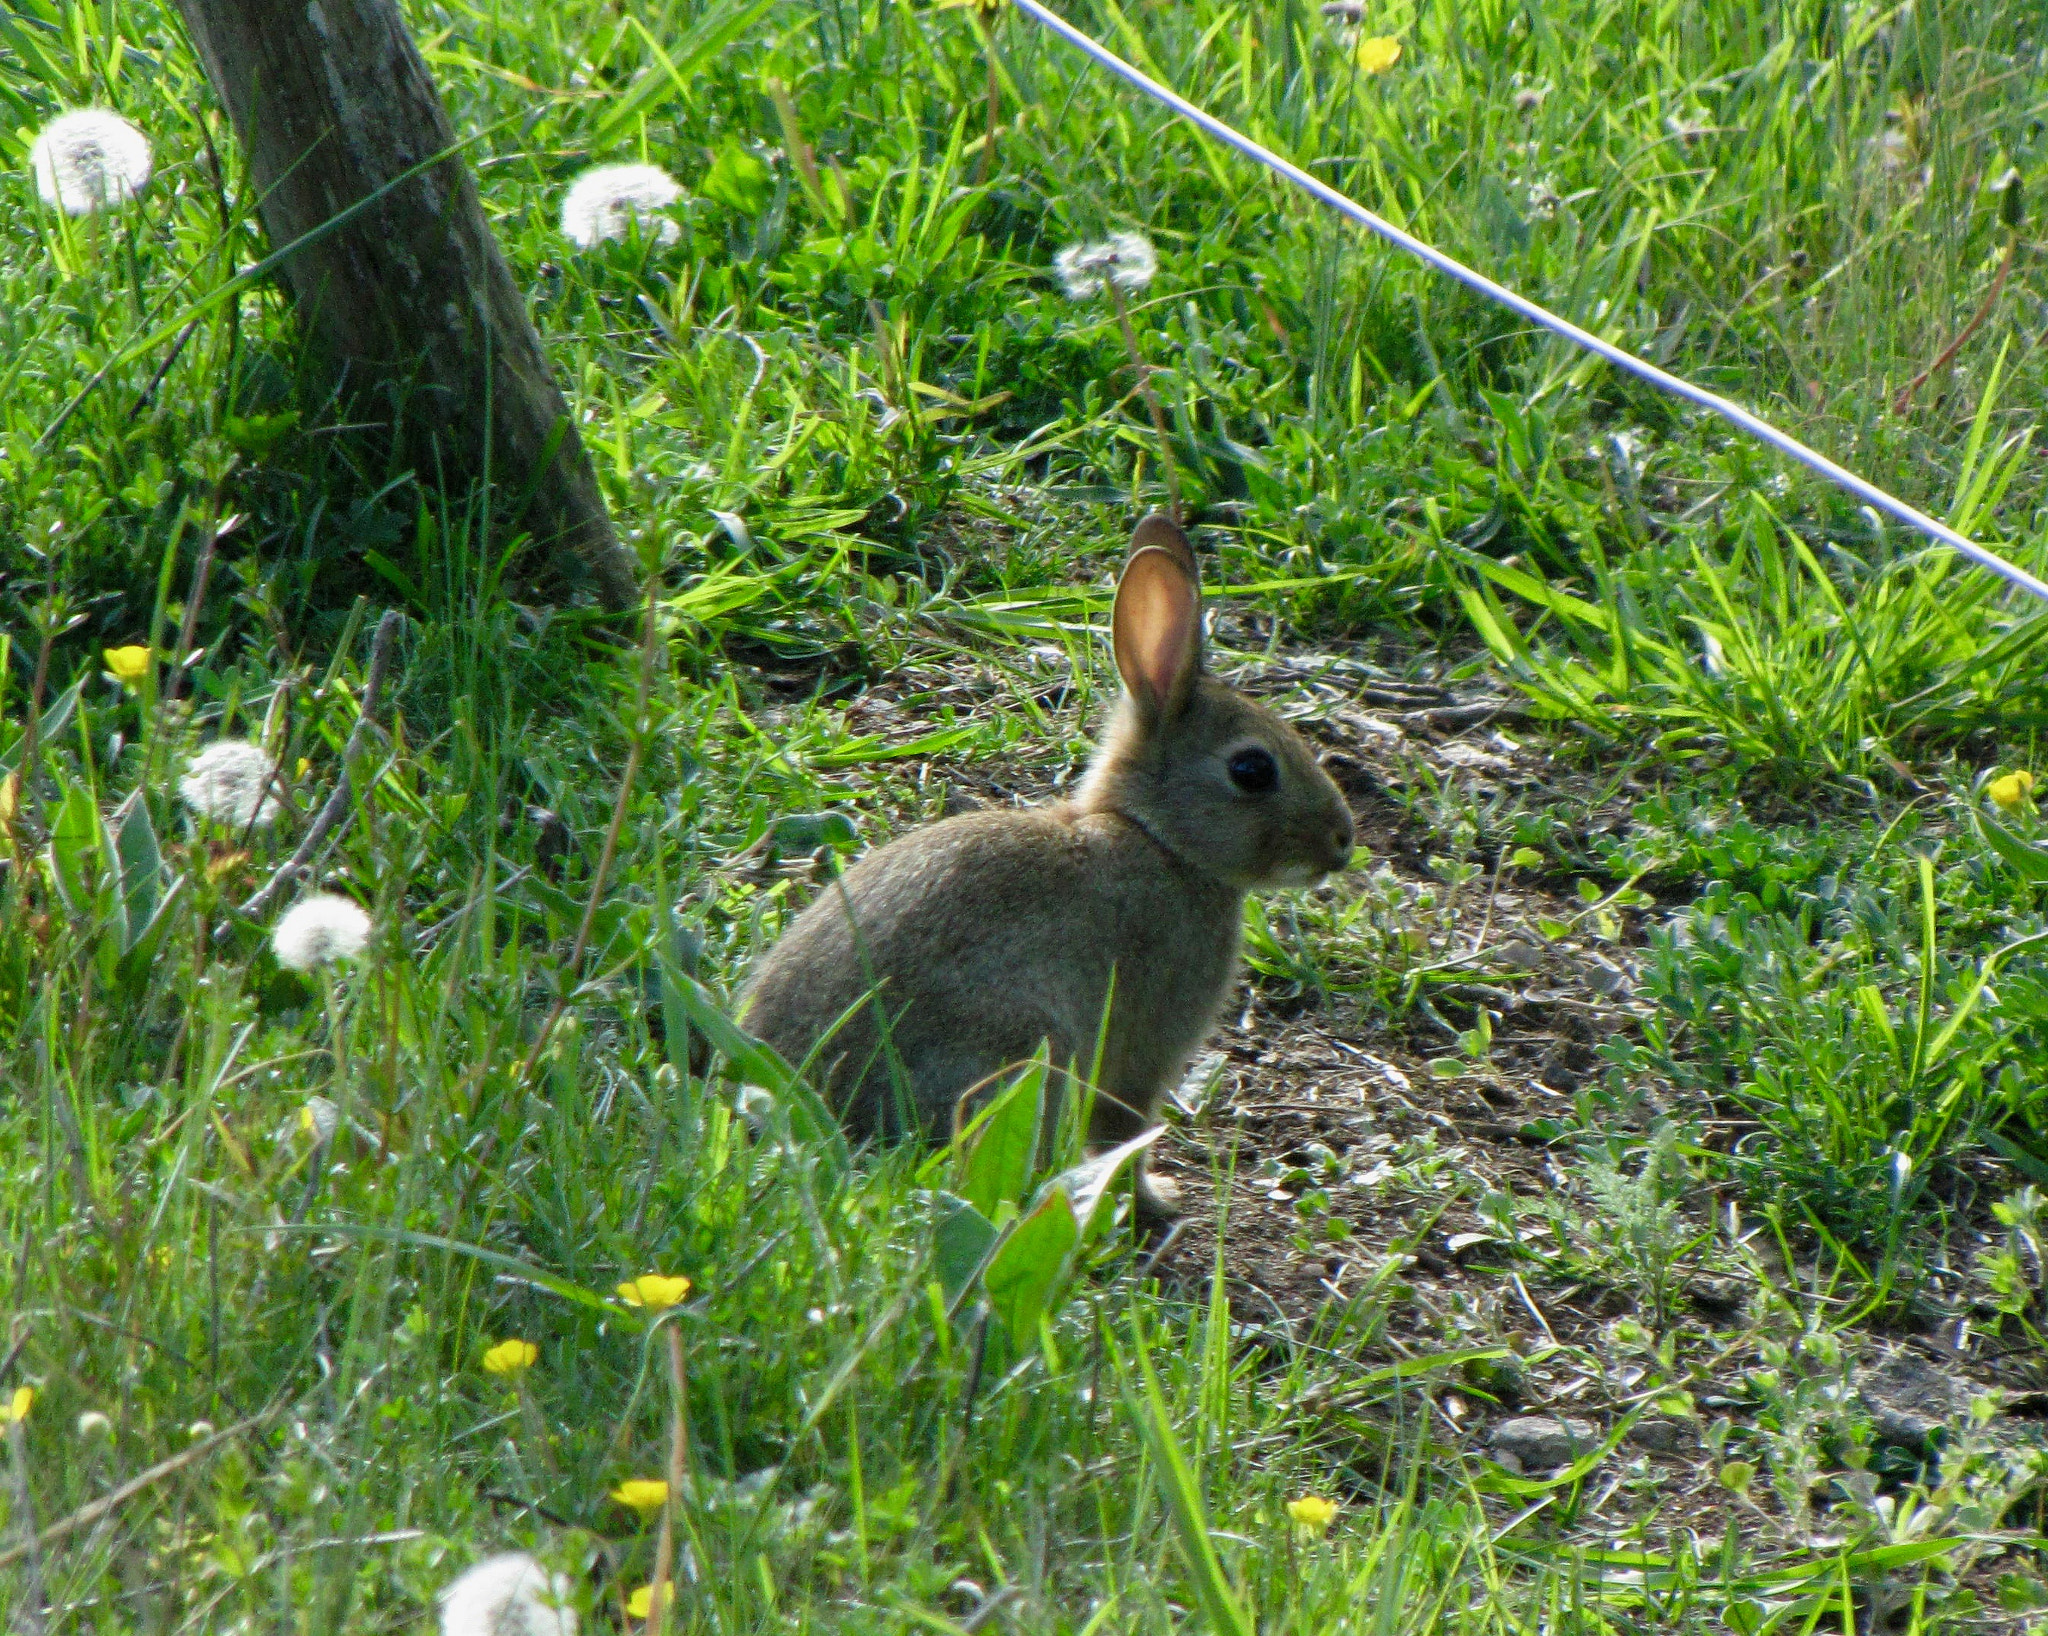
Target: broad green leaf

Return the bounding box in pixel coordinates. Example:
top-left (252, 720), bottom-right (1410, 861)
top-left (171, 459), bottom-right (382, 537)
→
top-left (1, 676), bottom-right (84, 776)
top-left (982, 1188), bottom-right (1077, 1343)
top-left (115, 875), bottom-right (187, 993)
top-left (110, 791), bottom-right (162, 950)
top-left (1975, 811), bottom-right (2048, 883)
top-left (958, 1058), bottom-right (1046, 1219)
top-left (1049, 1126), bottom-right (1162, 1243)
top-left (702, 140), bottom-right (773, 215)
top-left (931, 1191), bottom-right (998, 1305)
top-left (47, 781), bottom-right (100, 918)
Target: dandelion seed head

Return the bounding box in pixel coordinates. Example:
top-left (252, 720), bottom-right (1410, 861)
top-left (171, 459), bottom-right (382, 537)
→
top-left (1052, 231), bottom-right (1157, 300)
top-left (30, 108), bottom-right (154, 216)
top-left (440, 1552), bottom-right (578, 1636)
top-left (271, 894), bottom-right (373, 972)
top-left (560, 163), bottom-right (683, 249)
top-left (76, 1410), bottom-right (113, 1440)
top-left (178, 740), bottom-right (280, 829)
top-left (1870, 125), bottom-right (1917, 176)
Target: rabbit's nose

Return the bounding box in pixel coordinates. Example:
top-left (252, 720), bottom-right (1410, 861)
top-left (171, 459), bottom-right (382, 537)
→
top-left (1328, 816), bottom-right (1355, 868)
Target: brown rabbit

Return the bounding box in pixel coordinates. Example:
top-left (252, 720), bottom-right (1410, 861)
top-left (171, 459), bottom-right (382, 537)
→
top-left (737, 514), bottom-right (1355, 1216)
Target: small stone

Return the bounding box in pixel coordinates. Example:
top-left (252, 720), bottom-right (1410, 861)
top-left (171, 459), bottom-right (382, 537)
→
top-left (1490, 939), bottom-right (1544, 972)
top-left (1626, 1417), bottom-right (1691, 1453)
top-left (1685, 1274), bottom-right (1746, 1316)
top-left (1489, 1415), bottom-right (1599, 1471)
top-left (1535, 1038), bottom-right (1583, 1091)
top-left (1579, 957), bottom-right (1634, 998)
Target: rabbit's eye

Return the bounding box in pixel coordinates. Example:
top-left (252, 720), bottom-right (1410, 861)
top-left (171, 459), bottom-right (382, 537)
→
top-left (1227, 747), bottom-right (1279, 794)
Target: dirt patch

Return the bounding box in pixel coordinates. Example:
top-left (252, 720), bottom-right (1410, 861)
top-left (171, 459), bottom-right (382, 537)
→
top-left (733, 632), bottom-right (2048, 1599)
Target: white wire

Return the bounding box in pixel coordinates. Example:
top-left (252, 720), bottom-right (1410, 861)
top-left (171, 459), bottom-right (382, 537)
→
top-left (1008, 0), bottom-right (2048, 606)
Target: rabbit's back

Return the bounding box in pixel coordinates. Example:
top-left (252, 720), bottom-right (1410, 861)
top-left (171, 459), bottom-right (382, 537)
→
top-left (739, 805), bottom-right (1240, 1139)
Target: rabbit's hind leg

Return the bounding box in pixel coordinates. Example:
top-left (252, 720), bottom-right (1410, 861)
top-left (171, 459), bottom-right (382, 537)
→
top-left (1085, 1073), bottom-right (1182, 1223)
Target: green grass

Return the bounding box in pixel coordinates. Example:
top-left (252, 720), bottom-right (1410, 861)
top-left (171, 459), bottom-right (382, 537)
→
top-left (5, 0), bottom-right (2048, 1626)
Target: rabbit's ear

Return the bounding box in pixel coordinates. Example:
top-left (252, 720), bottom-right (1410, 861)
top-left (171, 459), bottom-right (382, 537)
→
top-left (1113, 544), bottom-right (1202, 721)
top-left (1128, 512), bottom-right (1201, 586)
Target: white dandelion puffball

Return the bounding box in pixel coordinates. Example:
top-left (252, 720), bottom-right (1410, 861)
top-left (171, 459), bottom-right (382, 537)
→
top-left (440, 1552), bottom-right (578, 1636)
top-left (272, 894), bottom-right (373, 973)
top-left (29, 108), bottom-right (154, 216)
top-left (179, 740), bottom-right (281, 829)
top-left (1053, 232), bottom-right (1158, 300)
top-left (560, 163), bottom-right (683, 249)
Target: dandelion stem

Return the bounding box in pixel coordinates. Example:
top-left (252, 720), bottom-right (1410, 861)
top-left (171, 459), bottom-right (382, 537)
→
top-left (239, 608), bottom-right (404, 922)
top-left (515, 1379), bottom-right (562, 1479)
top-left (161, 465), bottom-right (237, 710)
top-left (4, 1418), bottom-right (48, 1636)
top-left (1892, 232), bottom-right (2020, 416)
top-left (977, 32), bottom-right (1001, 185)
top-left (323, 970), bottom-right (349, 1104)
top-left (0, 1418), bottom-right (264, 1575)
top-left (1107, 282), bottom-right (1181, 522)
top-left (14, 574), bottom-right (59, 818)
top-left (645, 1323), bottom-right (691, 1636)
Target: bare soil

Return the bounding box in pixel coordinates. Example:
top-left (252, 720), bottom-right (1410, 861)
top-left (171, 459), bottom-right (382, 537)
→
top-left (731, 627), bottom-right (2048, 1617)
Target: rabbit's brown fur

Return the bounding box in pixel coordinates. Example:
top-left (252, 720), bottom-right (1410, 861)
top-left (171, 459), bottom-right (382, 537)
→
top-left (738, 515), bottom-right (1355, 1213)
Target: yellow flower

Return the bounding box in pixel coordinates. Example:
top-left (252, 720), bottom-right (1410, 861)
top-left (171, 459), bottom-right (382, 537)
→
top-left (1989, 770), bottom-right (2036, 811)
top-left (616, 1274), bottom-right (692, 1310)
top-left (1286, 1494), bottom-right (1338, 1535)
top-left (482, 1338), bottom-right (538, 1377)
top-left (626, 1582), bottom-right (672, 1619)
top-left (611, 1478), bottom-right (669, 1518)
top-left (2, 1387), bottom-right (32, 1425)
top-left (1354, 35), bottom-right (1402, 72)
top-left (103, 645), bottom-right (152, 686)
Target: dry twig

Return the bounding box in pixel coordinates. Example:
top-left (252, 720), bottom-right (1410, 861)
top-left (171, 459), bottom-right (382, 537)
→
top-left (0, 1413), bottom-right (268, 1571)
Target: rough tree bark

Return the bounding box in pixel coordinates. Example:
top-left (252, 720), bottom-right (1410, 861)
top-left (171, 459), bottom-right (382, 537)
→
top-left (172, 0), bottom-right (643, 613)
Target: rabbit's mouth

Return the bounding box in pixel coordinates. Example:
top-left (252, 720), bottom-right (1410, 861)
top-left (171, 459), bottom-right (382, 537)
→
top-left (1263, 859), bottom-right (1336, 889)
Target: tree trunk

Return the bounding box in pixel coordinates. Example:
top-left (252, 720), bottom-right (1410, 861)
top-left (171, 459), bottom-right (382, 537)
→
top-left (172, 0), bottom-right (643, 614)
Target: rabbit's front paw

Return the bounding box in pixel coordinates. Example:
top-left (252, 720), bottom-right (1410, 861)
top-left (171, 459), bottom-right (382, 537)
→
top-left (1132, 1164), bottom-right (1183, 1223)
